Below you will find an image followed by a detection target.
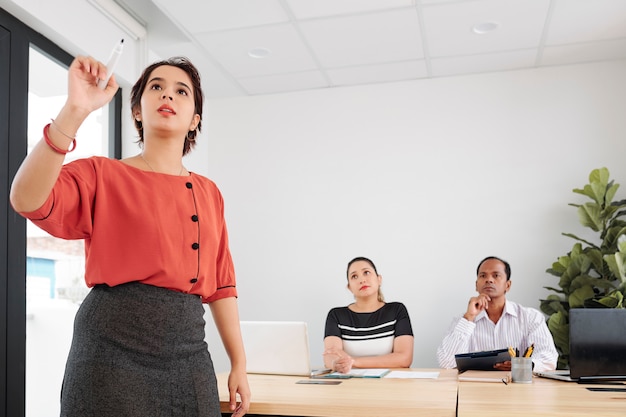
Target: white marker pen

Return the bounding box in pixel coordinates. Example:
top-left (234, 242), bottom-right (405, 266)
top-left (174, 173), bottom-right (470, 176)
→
top-left (98, 39), bottom-right (124, 89)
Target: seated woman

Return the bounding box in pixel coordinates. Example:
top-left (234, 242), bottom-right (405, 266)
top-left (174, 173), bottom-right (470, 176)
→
top-left (323, 256), bottom-right (414, 373)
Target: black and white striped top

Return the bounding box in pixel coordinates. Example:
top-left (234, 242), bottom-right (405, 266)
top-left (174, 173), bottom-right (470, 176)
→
top-left (324, 302), bottom-right (413, 357)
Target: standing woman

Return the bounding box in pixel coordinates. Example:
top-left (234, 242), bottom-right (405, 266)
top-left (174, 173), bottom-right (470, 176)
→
top-left (10, 55), bottom-right (250, 416)
top-left (323, 257), bottom-right (414, 373)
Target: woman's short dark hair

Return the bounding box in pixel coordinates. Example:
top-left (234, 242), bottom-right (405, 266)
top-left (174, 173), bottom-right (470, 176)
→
top-left (476, 256), bottom-right (511, 280)
top-left (130, 56), bottom-right (204, 156)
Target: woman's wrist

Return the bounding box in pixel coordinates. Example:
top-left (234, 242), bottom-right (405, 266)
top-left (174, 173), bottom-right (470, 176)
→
top-left (55, 104), bottom-right (90, 131)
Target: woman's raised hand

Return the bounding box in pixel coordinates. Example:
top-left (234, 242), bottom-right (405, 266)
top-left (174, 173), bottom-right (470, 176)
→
top-left (66, 55), bottom-right (119, 116)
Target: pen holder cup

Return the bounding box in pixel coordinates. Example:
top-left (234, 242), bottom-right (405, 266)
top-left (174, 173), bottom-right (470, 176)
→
top-left (511, 357), bottom-right (533, 383)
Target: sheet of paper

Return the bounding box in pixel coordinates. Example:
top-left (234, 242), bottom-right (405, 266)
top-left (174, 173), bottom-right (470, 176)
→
top-left (343, 368), bottom-right (390, 378)
top-left (384, 371), bottom-right (440, 379)
top-left (314, 368), bottom-right (391, 379)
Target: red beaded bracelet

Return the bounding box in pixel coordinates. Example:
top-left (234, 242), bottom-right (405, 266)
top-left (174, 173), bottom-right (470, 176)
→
top-left (43, 123), bottom-right (76, 154)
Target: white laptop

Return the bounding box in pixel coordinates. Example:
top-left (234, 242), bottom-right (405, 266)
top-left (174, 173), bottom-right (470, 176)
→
top-left (534, 369), bottom-right (576, 382)
top-left (240, 321), bottom-right (313, 376)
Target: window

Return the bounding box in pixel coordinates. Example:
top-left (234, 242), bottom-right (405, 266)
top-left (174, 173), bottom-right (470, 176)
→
top-left (25, 45), bottom-right (112, 417)
top-left (1, 8), bottom-right (121, 417)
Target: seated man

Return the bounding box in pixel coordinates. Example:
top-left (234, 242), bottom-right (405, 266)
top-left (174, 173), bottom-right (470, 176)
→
top-left (437, 256), bottom-right (557, 372)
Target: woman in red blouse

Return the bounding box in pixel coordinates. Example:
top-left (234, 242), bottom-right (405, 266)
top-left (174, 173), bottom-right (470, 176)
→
top-left (10, 55), bottom-right (250, 417)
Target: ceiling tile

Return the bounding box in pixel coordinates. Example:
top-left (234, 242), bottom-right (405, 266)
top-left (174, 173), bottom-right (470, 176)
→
top-left (541, 39), bottom-right (626, 66)
top-left (430, 49), bottom-right (538, 77)
top-left (285, 0), bottom-right (415, 19)
top-left (238, 71), bottom-right (330, 95)
top-left (111, 0), bottom-right (626, 98)
top-left (327, 60), bottom-right (428, 86)
top-left (298, 9), bottom-right (423, 68)
top-left (153, 0), bottom-right (289, 33)
top-left (422, 0), bottom-right (550, 57)
top-left (545, 0), bottom-right (626, 45)
top-left (195, 24), bottom-right (319, 78)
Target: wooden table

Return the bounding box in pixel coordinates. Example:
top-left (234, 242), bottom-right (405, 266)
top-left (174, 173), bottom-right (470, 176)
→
top-left (217, 369), bottom-right (458, 417)
top-left (458, 374), bottom-right (626, 416)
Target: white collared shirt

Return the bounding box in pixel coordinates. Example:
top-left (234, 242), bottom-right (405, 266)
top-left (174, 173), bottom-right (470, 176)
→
top-left (436, 300), bottom-right (558, 372)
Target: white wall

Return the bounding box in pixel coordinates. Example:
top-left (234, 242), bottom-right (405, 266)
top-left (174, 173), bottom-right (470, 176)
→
top-left (192, 60), bottom-right (626, 370)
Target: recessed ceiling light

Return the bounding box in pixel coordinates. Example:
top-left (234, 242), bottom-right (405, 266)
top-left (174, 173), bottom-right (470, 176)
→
top-left (472, 22), bottom-right (499, 34)
top-left (248, 47), bottom-right (271, 58)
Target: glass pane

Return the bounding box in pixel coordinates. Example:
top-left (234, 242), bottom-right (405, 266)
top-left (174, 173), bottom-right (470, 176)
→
top-left (25, 46), bottom-right (110, 417)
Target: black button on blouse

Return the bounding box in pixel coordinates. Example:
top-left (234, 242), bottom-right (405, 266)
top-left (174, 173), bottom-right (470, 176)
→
top-left (185, 181), bottom-right (199, 286)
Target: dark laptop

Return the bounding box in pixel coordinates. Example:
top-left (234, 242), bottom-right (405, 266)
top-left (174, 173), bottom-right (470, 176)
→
top-left (535, 308), bottom-right (626, 382)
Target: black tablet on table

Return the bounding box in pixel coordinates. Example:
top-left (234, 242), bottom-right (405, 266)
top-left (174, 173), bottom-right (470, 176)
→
top-left (455, 348), bottom-right (511, 372)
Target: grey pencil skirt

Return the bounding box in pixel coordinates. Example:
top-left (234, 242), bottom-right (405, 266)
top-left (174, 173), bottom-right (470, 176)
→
top-left (60, 282), bottom-right (221, 417)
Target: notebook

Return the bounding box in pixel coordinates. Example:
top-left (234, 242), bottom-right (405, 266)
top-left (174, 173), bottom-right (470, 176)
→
top-left (458, 370), bottom-right (511, 383)
top-left (240, 320), bottom-right (312, 376)
top-left (455, 348), bottom-right (511, 372)
top-left (535, 308), bottom-right (626, 382)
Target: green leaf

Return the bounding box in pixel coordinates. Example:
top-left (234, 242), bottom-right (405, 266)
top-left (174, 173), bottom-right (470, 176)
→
top-left (577, 203), bottom-right (603, 231)
top-left (584, 248), bottom-right (605, 275)
top-left (556, 246), bottom-right (595, 293)
top-left (605, 183), bottom-right (620, 205)
top-left (602, 226), bottom-right (626, 250)
top-left (611, 290), bottom-right (624, 308)
top-left (600, 204), bottom-right (618, 222)
top-left (573, 167), bottom-right (609, 205)
top-left (569, 285), bottom-right (595, 308)
top-left (586, 296), bottom-right (619, 308)
top-left (605, 252), bottom-right (626, 283)
top-left (570, 274), bottom-right (616, 292)
top-left (540, 298), bottom-right (567, 315)
top-left (547, 312), bottom-right (569, 356)
top-left (547, 256), bottom-right (569, 274)
top-left (562, 232), bottom-right (599, 248)
top-left (591, 167), bottom-right (610, 188)
top-left (573, 185), bottom-right (602, 205)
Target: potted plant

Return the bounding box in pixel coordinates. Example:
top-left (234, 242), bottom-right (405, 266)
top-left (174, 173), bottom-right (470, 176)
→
top-left (540, 167), bottom-right (626, 369)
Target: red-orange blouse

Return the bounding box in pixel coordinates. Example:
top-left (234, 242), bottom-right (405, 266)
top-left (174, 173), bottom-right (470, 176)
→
top-left (17, 156), bottom-right (237, 303)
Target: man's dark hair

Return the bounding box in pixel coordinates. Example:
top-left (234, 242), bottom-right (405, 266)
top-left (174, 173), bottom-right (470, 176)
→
top-left (476, 256), bottom-right (511, 280)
